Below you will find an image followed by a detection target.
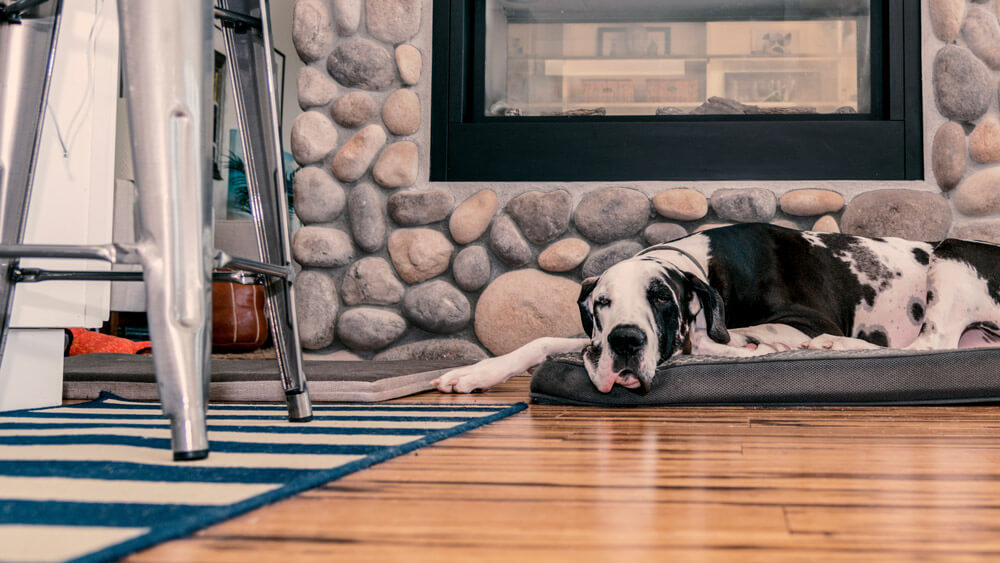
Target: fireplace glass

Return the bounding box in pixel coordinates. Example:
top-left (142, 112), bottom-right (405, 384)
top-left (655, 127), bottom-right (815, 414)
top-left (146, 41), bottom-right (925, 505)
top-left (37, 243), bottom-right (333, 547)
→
top-left (484, 0), bottom-right (871, 117)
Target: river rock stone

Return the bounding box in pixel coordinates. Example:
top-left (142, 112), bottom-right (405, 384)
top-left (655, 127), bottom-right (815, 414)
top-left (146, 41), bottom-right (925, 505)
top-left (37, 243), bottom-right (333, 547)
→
top-left (341, 257), bottom-right (405, 305)
top-left (327, 38), bottom-right (395, 91)
top-left (373, 339), bottom-right (488, 362)
top-left (505, 190), bottom-right (572, 245)
top-left (387, 228), bottom-right (453, 283)
top-left (331, 92), bottom-right (378, 128)
top-left (812, 215), bottom-right (840, 233)
top-left (381, 89), bottom-right (420, 136)
top-left (489, 215), bottom-right (532, 267)
top-left (475, 270), bottom-right (584, 356)
top-left (366, 0), bottom-right (421, 44)
top-left (449, 190), bottom-right (498, 244)
top-left (336, 308), bottom-right (406, 351)
top-left (951, 220), bottom-right (1000, 243)
top-left (387, 188), bottom-right (454, 226)
top-left (292, 0), bottom-right (334, 62)
top-left (332, 0), bottom-right (361, 35)
top-left (582, 241), bottom-right (644, 278)
top-left (293, 166), bottom-right (345, 224)
top-left (395, 44), bottom-right (422, 85)
top-left (779, 189), bottom-right (844, 216)
top-left (643, 223), bottom-right (687, 245)
top-left (332, 125), bottom-right (387, 182)
top-left (295, 270), bottom-right (339, 350)
top-left (538, 238), bottom-right (590, 272)
top-left (372, 141), bottom-right (418, 188)
top-left (347, 183), bottom-right (386, 253)
top-left (933, 45), bottom-right (994, 122)
top-left (964, 6), bottom-right (1000, 69)
top-left (292, 226), bottom-right (354, 267)
top-left (402, 280), bottom-right (471, 334)
top-left (290, 111), bottom-right (338, 165)
top-left (452, 245), bottom-right (491, 291)
top-left (970, 115), bottom-right (1000, 163)
top-left (930, 0), bottom-right (966, 42)
top-left (841, 190), bottom-right (952, 240)
top-left (574, 187), bottom-right (650, 244)
top-left (694, 223), bottom-right (732, 233)
top-left (933, 121), bottom-right (968, 190)
top-left (711, 188), bottom-right (777, 223)
top-left (297, 66), bottom-right (337, 109)
top-left (954, 167), bottom-right (1000, 216)
top-left (652, 188), bottom-right (709, 221)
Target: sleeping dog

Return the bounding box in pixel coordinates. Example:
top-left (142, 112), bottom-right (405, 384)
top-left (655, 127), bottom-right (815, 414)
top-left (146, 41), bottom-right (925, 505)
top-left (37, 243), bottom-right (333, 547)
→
top-left (435, 223), bottom-right (1000, 394)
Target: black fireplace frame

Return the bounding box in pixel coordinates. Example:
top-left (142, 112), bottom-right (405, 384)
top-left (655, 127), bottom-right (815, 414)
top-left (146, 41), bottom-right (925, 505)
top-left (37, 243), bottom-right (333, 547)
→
top-left (430, 0), bottom-right (922, 182)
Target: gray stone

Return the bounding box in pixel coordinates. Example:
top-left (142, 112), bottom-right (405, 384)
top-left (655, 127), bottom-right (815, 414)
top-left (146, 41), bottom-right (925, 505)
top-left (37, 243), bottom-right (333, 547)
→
top-left (951, 220), bottom-right (1000, 244)
top-left (387, 228), bottom-right (453, 283)
top-left (475, 270), bottom-right (584, 355)
top-left (932, 121), bottom-right (967, 190)
top-left (292, 226), bottom-right (354, 267)
top-left (381, 89), bottom-right (420, 136)
top-left (537, 238), bottom-right (590, 272)
top-left (347, 183), bottom-right (386, 253)
top-left (341, 257), bottom-right (405, 306)
top-left (331, 92), bottom-right (378, 128)
top-left (293, 166), bottom-right (345, 224)
top-left (336, 308), bottom-right (407, 351)
top-left (964, 6), bottom-right (1000, 69)
top-left (295, 270), bottom-right (339, 350)
top-left (711, 188), bottom-right (778, 223)
top-left (573, 187), bottom-right (650, 244)
top-left (505, 190), bottom-right (572, 245)
top-left (395, 44), bottom-right (422, 85)
top-left (297, 66), bottom-right (337, 109)
top-left (450, 190), bottom-right (498, 244)
top-left (489, 215), bottom-right (532, 267)
top-left (933, 46), bottom-right (994, 122)
top-left (326, 38), bottom-right (395, 91)
top-left (954, 167), bottom-right (1000, 216)
top-left (402, 280), bottom-right (471, 334)
top-left (969, 115), bottom-right (1000, 163)
top-left (643, 223), bottom-right (687, 245)
top-left (652, 188), bottom-right (709, 221)
top-left (373, 339), bottom-right (488, 362)
top-left (366, 0), bottom-right (421, 44)
top-left (290, 111), bottom-right (338, 165)
top-left (372, 141), bottom-right (418, 188)
top-left (930, 0), bottom-right (966, 42)
top-left (332, 0), bottom-right (361, 35)
top-left (779, 189), bottom-right (844, 216)
top-left (452, 245), bottom-right (491, 291)
top-left (292, 0), bottom-right (334, 62)
top-left (841, 190), bottom-right (952, 241)
top-left (582, 241), bottom-right (644, 278)
top-left (332, 125), bottom-right (387, 182)
top-left (387, 188), bottom-right (454, 226)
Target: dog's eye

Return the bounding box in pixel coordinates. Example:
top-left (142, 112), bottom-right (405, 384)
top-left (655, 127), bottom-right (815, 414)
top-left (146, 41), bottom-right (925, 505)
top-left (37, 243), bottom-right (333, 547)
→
top-left (594, 296), bottom-right (611, 308)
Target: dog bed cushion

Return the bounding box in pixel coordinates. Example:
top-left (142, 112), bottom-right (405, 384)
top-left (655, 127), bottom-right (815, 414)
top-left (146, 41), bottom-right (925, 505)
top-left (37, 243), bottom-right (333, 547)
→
top-left (529, 348), bottom-right (1000, 406)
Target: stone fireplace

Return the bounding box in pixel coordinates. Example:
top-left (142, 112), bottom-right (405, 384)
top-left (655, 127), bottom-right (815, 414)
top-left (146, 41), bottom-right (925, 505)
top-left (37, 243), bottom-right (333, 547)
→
top-left (288, 0), bottom-right (1000, 362)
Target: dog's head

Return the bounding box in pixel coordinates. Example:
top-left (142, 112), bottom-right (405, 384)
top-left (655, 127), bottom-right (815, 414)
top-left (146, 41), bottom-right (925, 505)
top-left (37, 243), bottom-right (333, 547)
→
top-left (577, 258), bottom-right (729, 393)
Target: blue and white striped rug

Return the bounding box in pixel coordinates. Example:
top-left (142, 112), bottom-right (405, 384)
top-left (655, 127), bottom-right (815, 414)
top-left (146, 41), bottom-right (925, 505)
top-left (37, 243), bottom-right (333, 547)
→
top-left (0, 392), bottom-right (526, 563)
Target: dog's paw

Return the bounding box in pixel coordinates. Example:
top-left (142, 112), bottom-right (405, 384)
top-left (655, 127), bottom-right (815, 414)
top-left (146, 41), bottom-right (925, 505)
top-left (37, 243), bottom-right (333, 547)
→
top-left (801, 335), bottom-right (879, 351)
top-left (433, 358), bottom-right (511, 393)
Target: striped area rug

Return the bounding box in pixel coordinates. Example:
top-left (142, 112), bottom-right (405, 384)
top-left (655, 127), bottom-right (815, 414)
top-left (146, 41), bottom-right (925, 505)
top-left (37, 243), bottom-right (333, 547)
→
top-left (0, 392), bottom-right (526, 563)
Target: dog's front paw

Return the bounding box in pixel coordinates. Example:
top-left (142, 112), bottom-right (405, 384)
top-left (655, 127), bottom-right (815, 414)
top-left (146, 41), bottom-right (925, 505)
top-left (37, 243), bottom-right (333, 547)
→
top-left (801, 334), bottom-right (879, 351)
top-left (433, 358), bottom-right (512, 393)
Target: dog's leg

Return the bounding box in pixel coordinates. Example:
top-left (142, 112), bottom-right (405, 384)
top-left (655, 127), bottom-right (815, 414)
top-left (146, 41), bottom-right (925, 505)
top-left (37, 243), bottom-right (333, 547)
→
top-left (434, 337), bottom-right (590, 393)
top-left (802, 334), bottom-right (880, 351)
top-left (690, 330), bottom-right (783, 357)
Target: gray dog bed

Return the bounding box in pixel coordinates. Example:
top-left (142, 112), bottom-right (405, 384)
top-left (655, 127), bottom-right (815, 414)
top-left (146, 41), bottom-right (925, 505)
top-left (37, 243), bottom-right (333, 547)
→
top-left (529, 348), bottom-right (1000, 406)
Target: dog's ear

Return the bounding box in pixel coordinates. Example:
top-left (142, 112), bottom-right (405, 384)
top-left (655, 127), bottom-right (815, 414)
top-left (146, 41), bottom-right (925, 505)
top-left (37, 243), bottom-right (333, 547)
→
top-left (577, 276), bottom-right (598, 337)
top-left (685, 272), bottom-right (730, 344)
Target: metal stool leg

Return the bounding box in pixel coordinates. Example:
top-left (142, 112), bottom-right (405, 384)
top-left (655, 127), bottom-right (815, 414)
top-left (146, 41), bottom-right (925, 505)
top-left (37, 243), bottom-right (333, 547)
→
top-left (118, 0), bottom-right (215, 460)
top-left (218, 0), bottom-right (312, 422)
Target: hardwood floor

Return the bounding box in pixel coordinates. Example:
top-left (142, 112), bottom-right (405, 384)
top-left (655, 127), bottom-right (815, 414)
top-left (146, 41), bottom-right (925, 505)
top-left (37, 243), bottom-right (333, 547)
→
top-left (127, 376), bottom-right (1000, 562)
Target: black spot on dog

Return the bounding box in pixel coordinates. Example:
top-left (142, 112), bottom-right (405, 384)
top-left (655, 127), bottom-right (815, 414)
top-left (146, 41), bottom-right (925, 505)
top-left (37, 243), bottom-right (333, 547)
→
top-left (861, 285), bottom-right (877, 307)
top-left (858, 328), bottom-right (889, 347)
top-left (912, 248), bottom-right (930, 265)
top-left (926, 290), bottom-right (935, 304)
top-left (909, 301), bottom-right (925, 324)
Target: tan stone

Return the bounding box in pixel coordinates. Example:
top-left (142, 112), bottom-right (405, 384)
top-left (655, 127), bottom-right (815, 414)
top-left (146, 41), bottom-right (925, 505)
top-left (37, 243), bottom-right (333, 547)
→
top-left (474, 270), bottom-right (584, 356)
top-left (331, 124), bottom-right (386, 182)
top-left (372, 141), bottom-right (418, 188)
top-left (933, 121), bottom-right (967, 190)
top-left (951, 220), bottom-right (1000, 244)
top-left (929, 0), bottom-right (966, 42)
top-left (538, 238), bottom-right (591, 272)
top-left (395, 44), bottom-right (422, 85)
top-left (694, 223), bottom-right (731, 233)
top-left (387, 228), bottom-right (453, 284)
top-left (652, 188), bottom-right (708, 221)
top-left (970, 116), bottom-right (1000, 163)
top-left (812, 215), bottom-right (840, 233)
top-left (382, 89), bottom-right (420, 136)
top-left (954, 167), bottom-right (1000, 216)
top-left (449, 190), bottom-right (498, 244)
top-left (779, 189), bottom-right (844, 216)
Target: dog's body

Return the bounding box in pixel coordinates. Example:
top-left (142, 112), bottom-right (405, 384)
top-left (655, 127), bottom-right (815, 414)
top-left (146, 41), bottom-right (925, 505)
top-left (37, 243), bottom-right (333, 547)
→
top-left (436, 223), bottom-right (1000, 394)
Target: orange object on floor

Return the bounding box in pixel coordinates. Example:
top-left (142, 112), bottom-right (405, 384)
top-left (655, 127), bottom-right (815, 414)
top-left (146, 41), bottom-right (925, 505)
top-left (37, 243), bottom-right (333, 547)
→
top-left (65, 327), bottom-right (151, 356)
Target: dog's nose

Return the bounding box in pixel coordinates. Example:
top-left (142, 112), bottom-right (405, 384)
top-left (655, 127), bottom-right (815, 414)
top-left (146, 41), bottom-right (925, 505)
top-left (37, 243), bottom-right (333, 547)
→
top-left (608, 325), bottom-right (646, 356)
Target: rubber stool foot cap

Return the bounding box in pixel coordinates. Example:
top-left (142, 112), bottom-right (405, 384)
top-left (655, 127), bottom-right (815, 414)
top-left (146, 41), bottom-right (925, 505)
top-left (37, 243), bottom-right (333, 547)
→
top-left (173, 449), bottom-right (209, 462)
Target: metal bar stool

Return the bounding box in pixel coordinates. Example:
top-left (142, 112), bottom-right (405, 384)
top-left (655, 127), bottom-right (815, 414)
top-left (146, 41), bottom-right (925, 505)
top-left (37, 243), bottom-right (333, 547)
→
top-left (0, 0), bottom-right (312, 460)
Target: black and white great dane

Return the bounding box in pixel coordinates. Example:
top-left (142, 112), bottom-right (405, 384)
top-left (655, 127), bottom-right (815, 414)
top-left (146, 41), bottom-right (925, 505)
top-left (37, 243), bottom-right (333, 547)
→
top-left (434, 223), bottom-right (1000, 394)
